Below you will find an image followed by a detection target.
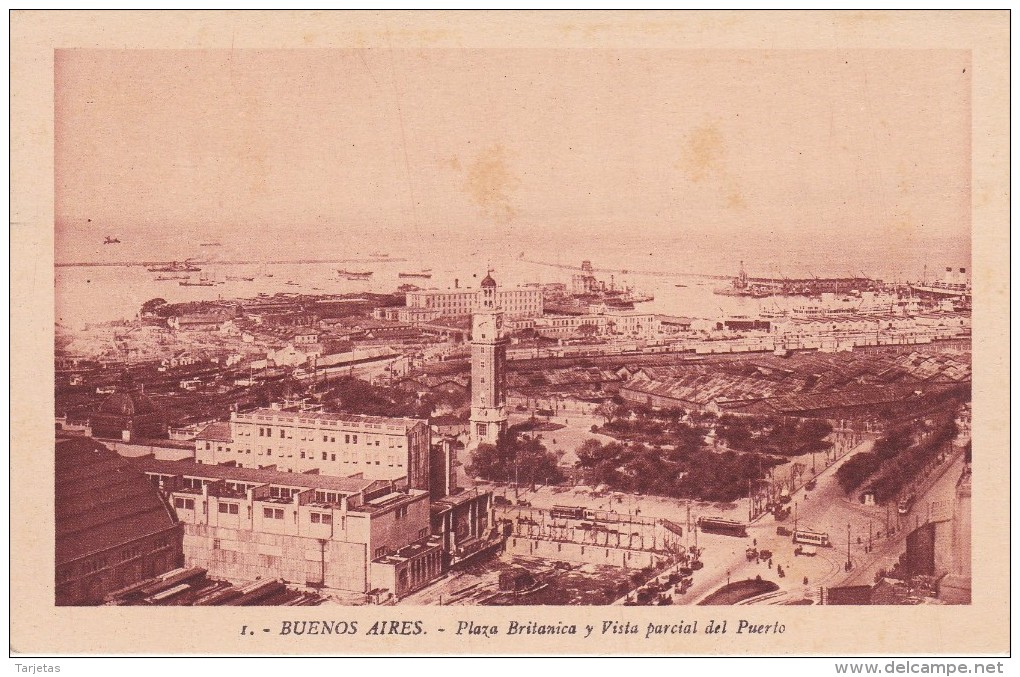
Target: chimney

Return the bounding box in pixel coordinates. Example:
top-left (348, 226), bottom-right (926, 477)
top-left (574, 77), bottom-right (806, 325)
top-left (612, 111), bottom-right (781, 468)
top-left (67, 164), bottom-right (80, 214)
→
top-left (454, 278), bottom-right (459, 289)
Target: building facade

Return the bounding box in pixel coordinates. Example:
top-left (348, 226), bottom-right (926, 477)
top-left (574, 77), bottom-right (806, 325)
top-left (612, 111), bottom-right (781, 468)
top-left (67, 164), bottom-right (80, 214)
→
top-left (194, 408), bottom-right (431, 492)
top-left (405, 283), bottom-right (543, 320)
top-left (469, 275), bottom-right (509, 448)
top-left (131, 457), bottom-right (442, 598)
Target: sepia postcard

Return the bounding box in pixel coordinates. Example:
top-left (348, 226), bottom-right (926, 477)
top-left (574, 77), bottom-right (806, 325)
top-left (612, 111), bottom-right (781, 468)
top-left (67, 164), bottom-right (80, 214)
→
top-left (10, 11), bottom-right (1010, 656)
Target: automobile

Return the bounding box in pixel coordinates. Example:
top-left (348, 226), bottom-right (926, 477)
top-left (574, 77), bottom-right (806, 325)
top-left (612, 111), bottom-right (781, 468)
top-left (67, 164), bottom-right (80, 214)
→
top-left (805, 479), bottom-right (817, 490)
top-left (776, 526), bottom-right (792, 537)
top-left (794, 545), bottom-right (818, 557)
top-left (758, 549), bottom-right (773, 560)
top-left (493, 496), bottom-right (512, 507)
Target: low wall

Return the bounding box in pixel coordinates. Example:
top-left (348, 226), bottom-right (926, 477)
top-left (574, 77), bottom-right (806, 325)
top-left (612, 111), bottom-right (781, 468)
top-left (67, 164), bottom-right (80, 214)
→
top-left (505, 535), bottom-right (665, 569)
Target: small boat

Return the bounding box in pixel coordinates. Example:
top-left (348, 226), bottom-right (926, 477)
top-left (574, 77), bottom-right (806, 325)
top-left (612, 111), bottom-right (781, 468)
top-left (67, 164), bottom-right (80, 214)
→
top-left (674, 283), bottom-right (688, 288)
top-left (155, 275), bottom-right (188, 281)
top-left (226, 275), bottom-right (255, 282)
top-left (180, 280), bottom-right (215, 287)
top-left (285, 281), bottom-right (300, 286)
top-left (397, 284), bottom-right (421, 293)
top-left (398, 271), bottom-right (433, 279)
top-left (200, 242), bottom-right (223, 247)
top-left (338, 269), bottom-right (373, 280)
top-left (370, 252), bottom-right (390, 259)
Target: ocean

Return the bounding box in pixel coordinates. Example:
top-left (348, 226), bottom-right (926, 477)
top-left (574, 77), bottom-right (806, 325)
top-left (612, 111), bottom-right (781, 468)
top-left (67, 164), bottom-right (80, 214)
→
top-left (54, 232), bottom-right (969, 329)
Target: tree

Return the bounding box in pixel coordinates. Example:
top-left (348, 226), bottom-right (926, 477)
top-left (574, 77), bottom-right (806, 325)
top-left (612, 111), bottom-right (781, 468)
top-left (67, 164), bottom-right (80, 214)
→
top-left (140, 298), bottom-right (168, 314)
top-left (467, 424), bottom-right (565, 486)
top-left (577, 322), bottom-right (599, 339)
top-left (594, 401), bottom-right (621, 425)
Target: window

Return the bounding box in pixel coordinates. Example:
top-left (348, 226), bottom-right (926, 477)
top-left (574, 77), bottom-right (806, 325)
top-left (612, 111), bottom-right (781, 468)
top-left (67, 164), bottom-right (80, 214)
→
top-left (321, 514), bottom-right (332, 524)
top-left (264, 507), bottom-right (274, 518)
top-left (259, 428), bottom-right (264, 437)
top-left (331, 454), bottom-right (336, 462)
top-left (174, 498), bottom-right (195, 510)
top-left (213, 538), bottom-right (221, 550)
top-left (331, 436), bottom-right (335, 443)
top-left (275, 508), bottom-right (284, 519)
top-left (267, 448), bottom-right (272, 456)
top-left (280, 429), bottom-right (285, 438)
top-left (323, 435), bottom-right (328, 443)
top-left (218, 503), bottom-right (230, 514)
top-left (352, 435), bottom-right (357, 444)
top-left (311, 513), bottom-right (321, 523)
top-left (205, 442), bottom-right (211, 450)
top-left (375, 547), bottom-right (387, 558)
top-left (322, 452), bottom-right (327, 461)
top-left (300, 451), bottom-right (305, 459)
top-left (345, 434), bottom-right (350, 443)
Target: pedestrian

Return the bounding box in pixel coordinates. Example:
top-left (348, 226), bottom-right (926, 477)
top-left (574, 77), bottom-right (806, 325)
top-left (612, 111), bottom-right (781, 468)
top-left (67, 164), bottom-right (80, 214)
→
top-left (768, 558), bottom-right (773, 569)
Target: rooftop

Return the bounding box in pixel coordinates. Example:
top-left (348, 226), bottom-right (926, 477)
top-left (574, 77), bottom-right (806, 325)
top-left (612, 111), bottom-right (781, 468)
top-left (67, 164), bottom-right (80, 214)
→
top-left (127, 456), bottom-right (383, 494)
top-left (235, 407), bottom-right (426, 432)
top-left (195, 421), bottom-right (232, 442)
top-left (56, 438), bottom-right (179, 564)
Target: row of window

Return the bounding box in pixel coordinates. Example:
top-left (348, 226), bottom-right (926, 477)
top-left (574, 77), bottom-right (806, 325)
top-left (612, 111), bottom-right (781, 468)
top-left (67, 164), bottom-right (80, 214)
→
top-left (250, 426), bottom-right (405, 446)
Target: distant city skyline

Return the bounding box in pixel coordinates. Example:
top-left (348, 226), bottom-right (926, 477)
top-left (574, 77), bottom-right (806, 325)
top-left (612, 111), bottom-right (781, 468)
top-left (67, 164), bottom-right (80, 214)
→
top-left (56, 49), bottom-right (970, 267)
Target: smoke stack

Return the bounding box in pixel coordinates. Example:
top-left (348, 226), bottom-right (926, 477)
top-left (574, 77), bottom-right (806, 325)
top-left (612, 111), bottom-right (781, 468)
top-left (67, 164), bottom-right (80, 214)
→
top-left (454, 278), bottom-right (459, 289)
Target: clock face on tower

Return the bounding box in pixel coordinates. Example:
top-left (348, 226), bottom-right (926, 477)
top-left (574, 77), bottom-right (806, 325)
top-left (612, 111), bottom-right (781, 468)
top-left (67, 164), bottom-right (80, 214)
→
top-left (473, 314), bottom-right (494, 339)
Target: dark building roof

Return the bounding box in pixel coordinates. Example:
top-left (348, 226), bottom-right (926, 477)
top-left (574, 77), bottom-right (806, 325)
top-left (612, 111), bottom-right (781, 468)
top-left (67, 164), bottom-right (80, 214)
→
top-left (480, 273), bottom-right (497, 288)
top-left (56, 438), bottom-right (179, 565)
top-left (97, 389), bottom-right (159, 417)
top-left (195, 422), bottom-right (233, 442)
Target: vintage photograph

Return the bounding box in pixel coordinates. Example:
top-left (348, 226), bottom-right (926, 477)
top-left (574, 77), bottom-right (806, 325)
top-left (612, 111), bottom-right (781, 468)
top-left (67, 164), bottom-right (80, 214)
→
top-left (52, 45), bottom-right (973, 610)
top-left (11, 10), bottom-right (1009, 658)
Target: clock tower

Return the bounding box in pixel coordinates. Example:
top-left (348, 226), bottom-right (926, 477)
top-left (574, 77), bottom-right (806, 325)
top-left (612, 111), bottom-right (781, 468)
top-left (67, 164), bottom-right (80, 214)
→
top-left (469, 272), bottom-right (508, 448)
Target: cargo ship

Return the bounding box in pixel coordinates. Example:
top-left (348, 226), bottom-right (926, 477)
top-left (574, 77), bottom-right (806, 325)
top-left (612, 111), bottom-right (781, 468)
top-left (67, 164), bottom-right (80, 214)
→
top-left (338, 269), bottom-right (373, 280)
top-left (147, 260), bottom-right (201, 273)
top-left (398, 270), bottom-right (433, 279)
top-left (908, 266), bottom-right (971, 299)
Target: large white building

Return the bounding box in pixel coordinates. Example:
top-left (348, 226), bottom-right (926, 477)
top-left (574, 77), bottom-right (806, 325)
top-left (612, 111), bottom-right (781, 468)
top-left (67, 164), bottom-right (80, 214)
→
top-left (469, 274), bottom-right (509, 448)
top-left (194, 408), bottom-right (431, 492)
top-left (405, 283), bottom-right (543, 320)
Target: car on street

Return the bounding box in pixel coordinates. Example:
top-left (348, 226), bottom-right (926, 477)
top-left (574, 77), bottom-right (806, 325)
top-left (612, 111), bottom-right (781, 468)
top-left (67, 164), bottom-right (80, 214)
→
top-left (794, 545), bottom-right (817, 557)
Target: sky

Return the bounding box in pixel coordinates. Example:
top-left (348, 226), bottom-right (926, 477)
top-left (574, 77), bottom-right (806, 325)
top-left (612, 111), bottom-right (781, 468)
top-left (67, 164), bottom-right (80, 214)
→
top-left (54, 48), bottom-right (971, 268)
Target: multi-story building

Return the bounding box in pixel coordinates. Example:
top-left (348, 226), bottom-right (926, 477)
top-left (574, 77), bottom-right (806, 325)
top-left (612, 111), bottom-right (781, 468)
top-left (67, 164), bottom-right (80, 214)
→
top-left (130, 457), bottom-right (443, 598)
top-left (533, 310), bottom-right (661, 340)
top-left (405, 282), bottom-right (543, 320)
top-left (194, 408), bottom-right (431, 492)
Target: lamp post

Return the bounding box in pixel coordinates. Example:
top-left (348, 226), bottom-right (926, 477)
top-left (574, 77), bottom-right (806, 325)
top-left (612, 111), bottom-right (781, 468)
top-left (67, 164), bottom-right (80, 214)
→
top-left (845, 522), bottom-right (853, 571)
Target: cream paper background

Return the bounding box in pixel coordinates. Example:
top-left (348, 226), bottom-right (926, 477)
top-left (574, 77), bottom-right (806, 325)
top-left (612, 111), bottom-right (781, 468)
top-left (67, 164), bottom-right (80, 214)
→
top-left (10, 10), bottom-right (1009, 655)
